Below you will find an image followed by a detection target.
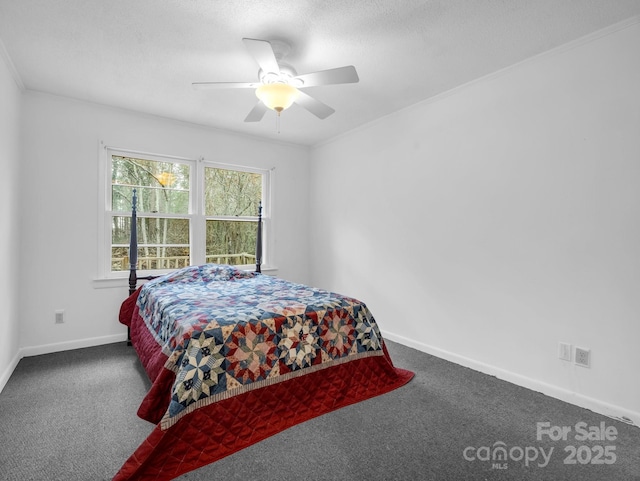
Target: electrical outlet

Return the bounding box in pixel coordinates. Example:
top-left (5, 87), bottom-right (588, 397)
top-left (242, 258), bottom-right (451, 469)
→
top-left (575, 347), bottom-right (590, 368)
top-left (55, 310), bottom-right (65, 324)
top-left (558, 342), bottom-right (572, 361)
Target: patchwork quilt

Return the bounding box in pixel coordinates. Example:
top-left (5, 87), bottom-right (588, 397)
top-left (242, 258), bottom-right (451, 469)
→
top-left (115, 264), bottom-right (413, 480)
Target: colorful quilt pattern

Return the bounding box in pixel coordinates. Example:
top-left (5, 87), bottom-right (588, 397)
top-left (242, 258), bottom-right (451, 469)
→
top-left (137, 264), bottom-right (384, 429)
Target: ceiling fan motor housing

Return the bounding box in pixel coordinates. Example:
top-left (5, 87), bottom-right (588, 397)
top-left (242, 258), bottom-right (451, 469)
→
top-left (258, 63), bottom-right (303, 87)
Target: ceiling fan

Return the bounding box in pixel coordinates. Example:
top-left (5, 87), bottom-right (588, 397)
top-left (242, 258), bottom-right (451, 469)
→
top-left (192, 38), bottom-right (359, 122)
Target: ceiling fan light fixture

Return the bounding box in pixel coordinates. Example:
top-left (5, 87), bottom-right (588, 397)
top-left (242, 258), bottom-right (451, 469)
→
top-left (255, 83), bottom-right (299, 113)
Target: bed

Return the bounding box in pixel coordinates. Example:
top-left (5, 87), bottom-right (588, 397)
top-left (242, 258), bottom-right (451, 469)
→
top-left (114, 192), bottom-right (414, 480)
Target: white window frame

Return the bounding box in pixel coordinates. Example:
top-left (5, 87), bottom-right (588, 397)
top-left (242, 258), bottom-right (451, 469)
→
top-left (98, 144), bottom-right (271, 280)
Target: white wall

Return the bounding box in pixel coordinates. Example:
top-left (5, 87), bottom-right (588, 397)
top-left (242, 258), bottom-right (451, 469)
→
top-left (18, 93), bottom-right (310, 355)
top-left (310, 20), bottom-right (640, 425)
top-left (0, 45), bottom-right (21, 391)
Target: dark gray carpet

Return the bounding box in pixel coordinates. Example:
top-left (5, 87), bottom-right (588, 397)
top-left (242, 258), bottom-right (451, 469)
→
top-left (0, 341), bottom-right (638, 481)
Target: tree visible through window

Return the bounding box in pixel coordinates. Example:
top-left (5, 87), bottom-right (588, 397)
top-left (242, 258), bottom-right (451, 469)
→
top-left (107, 152), bottom-right (265, 274)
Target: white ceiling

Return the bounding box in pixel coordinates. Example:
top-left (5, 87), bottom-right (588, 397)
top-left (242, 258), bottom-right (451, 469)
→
top-left (1, 0), bottom-right (639, 146)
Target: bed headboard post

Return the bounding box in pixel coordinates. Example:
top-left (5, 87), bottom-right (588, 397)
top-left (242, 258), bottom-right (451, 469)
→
top-left (128, 189), bottom-right (138, 296)
top-left (255, 201), bottom-right (262, 273)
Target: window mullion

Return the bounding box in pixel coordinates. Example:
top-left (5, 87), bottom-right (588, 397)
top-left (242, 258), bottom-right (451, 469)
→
top-left (191, 159), bottom-right (206, 265)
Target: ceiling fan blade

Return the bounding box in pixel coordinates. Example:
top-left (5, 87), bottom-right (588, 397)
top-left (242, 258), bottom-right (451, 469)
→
top-left (294, 90), bottom-right (335, 119)
top-left (295, 66), bottom-right (359, 87)
top-left (192, 81), bottom-right (257, 90)
top-left (242, 38), bottom-right (280, 75)
top-left (244, 102), bottom-right (268, 122)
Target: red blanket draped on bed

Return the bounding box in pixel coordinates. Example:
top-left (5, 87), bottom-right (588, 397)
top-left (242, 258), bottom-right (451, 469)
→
top-left (114, 267), bottom-right (413, 480)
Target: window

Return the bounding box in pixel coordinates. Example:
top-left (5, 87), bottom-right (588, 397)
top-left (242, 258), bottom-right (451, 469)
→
top-left (101, 147), bottom-right (269, 277)
top-left (204, 166), bottom-right (263, 266)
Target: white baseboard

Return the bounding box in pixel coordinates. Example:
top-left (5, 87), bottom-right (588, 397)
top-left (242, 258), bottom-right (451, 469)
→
top-left (0, 333), bottom-right (128, 394)
top-left (382, 330), bottom-right (640, 429)
top-left (20, 333), bottom-right (128, 358)
top-left (0, 349), bottom-right (22, 395)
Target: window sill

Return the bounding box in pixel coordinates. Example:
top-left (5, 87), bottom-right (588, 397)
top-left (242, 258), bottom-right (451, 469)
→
top-left (92, 265), bottom-right (279, 289)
